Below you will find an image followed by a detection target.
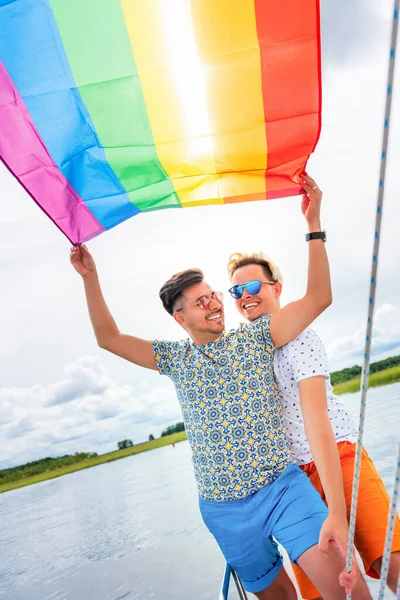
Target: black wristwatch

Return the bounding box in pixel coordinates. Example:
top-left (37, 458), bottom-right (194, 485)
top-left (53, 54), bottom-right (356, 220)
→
top-left (306, 230), bottom-right (326, 242)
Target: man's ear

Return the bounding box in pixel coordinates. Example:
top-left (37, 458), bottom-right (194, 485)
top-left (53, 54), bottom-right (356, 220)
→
top-left (173, 310), bottom-right (185, 327)
top-left (274, 282), bottom-right (283, 298)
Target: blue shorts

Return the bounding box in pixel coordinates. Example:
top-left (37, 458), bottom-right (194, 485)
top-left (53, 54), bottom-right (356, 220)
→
top-left (199, 464), bottom-right (328, 593)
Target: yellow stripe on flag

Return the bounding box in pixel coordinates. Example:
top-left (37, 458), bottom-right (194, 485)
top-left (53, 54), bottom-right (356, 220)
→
top-left (190, 0), bottom-right (267, 202)
top-left (121, 0), bottom-right (221, 207)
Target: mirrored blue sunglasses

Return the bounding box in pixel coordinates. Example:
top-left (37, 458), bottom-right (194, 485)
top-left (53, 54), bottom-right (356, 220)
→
top-left (228, 279), bottom-right (275, 300)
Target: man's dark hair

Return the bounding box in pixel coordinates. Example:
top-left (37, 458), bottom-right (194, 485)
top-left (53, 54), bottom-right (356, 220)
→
top-left (159, 268), bottom-right (204, 315)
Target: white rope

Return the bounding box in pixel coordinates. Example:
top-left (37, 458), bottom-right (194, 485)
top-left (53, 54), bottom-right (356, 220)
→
top-left (344, 2), bottom-right (400, 597)
top-left (377, 444), bottom-right (400, 599)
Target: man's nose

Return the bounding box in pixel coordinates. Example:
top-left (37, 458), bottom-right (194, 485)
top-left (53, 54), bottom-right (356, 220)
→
top-left (210, 297), bottom-right (223, 310)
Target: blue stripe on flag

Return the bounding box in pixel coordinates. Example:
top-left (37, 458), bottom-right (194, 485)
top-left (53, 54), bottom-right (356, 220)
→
top-left (0, 0), bottom-right (140, 228)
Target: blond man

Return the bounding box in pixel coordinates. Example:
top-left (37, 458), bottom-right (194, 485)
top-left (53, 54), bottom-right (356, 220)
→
top-left (227, 250), bottom-right (400, 599)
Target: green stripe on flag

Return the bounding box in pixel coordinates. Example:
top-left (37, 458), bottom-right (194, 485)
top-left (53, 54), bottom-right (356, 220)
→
top-left (50, 0), bottom-right (181, 210)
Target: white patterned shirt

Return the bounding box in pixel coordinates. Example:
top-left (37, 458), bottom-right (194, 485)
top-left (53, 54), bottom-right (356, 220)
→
top-left (152, 315), bottom-right (295, 502)
top-left (274, 328), bottom-right (357, 465)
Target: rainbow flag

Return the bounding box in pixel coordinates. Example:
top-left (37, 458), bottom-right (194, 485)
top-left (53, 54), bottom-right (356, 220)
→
top-left (0, 0), bottom-right (321, 245)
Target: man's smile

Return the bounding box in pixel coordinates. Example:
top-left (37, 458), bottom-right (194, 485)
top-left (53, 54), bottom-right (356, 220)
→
top-left (242, 301), bottom-right (259, 311)
top-left (206, 311), bottom-right (222, 321)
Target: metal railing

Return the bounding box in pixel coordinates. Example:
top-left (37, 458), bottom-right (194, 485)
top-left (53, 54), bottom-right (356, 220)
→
top-left (219, 563), bottom-right (248, 600)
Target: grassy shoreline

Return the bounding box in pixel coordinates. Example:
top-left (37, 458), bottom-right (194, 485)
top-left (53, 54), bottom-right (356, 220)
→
top-left (0, 431), bottom-right (187, 494)
top-left (2, 367), bottom-right (399, 495)
top-left (333, 365), bottom-right (400, 396)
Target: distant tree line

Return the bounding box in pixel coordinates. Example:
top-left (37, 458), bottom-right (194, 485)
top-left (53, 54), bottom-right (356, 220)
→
top-left (0, 452), bottom-right (98, 485)
top-left (331, 355), bottom-right (400, 385)
top-left (161, 421), bottom-right (185, 437)
top-left (116, 423), bottom-right (185, 449)
top-left (117, 439), bottom-right (133, 449)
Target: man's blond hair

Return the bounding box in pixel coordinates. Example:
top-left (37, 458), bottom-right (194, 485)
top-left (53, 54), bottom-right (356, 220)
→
top-left (227, 252), bottom-right (283, 284)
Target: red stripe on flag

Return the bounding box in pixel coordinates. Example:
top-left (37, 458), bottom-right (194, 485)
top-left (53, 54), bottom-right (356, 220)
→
top-left (224, 186), bottom-right (303, 205)
top-left (254, 0), bottom-right (322, 197)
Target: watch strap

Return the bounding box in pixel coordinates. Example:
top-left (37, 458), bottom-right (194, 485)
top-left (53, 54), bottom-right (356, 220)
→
top-left (305, 230), bottom-right (326, 242)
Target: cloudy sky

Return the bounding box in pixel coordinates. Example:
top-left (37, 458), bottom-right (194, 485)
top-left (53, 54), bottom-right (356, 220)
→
top-left (1, 0), bottom-right (399, 468)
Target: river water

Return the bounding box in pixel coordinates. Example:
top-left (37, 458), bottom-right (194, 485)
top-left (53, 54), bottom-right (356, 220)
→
top-left (0, 383), bottom-right (399, 600)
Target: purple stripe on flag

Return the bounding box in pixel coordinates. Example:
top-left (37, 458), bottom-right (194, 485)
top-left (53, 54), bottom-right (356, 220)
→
top-left (0, 59), bottom-right (105, 244)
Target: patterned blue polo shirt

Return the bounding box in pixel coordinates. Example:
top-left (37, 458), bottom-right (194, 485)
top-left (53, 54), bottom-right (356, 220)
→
top-left (152, 314), bottom-right (294, 502)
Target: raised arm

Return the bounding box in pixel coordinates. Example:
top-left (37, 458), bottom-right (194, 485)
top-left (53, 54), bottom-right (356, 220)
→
top-left (70, 245), bottom-right (158, 370)
top-left (270, 173), bottom-right (332, 348)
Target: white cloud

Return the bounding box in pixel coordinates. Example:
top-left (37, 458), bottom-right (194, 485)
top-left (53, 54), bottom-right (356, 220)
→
top-left (327, 304), bottom-right (400, 370)
top-left (320, 0), bottom-right (389, 67)
top-left (0, 356), bottom-right (181, 468)
top-left (47, 356), bottom-right (111, 405)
